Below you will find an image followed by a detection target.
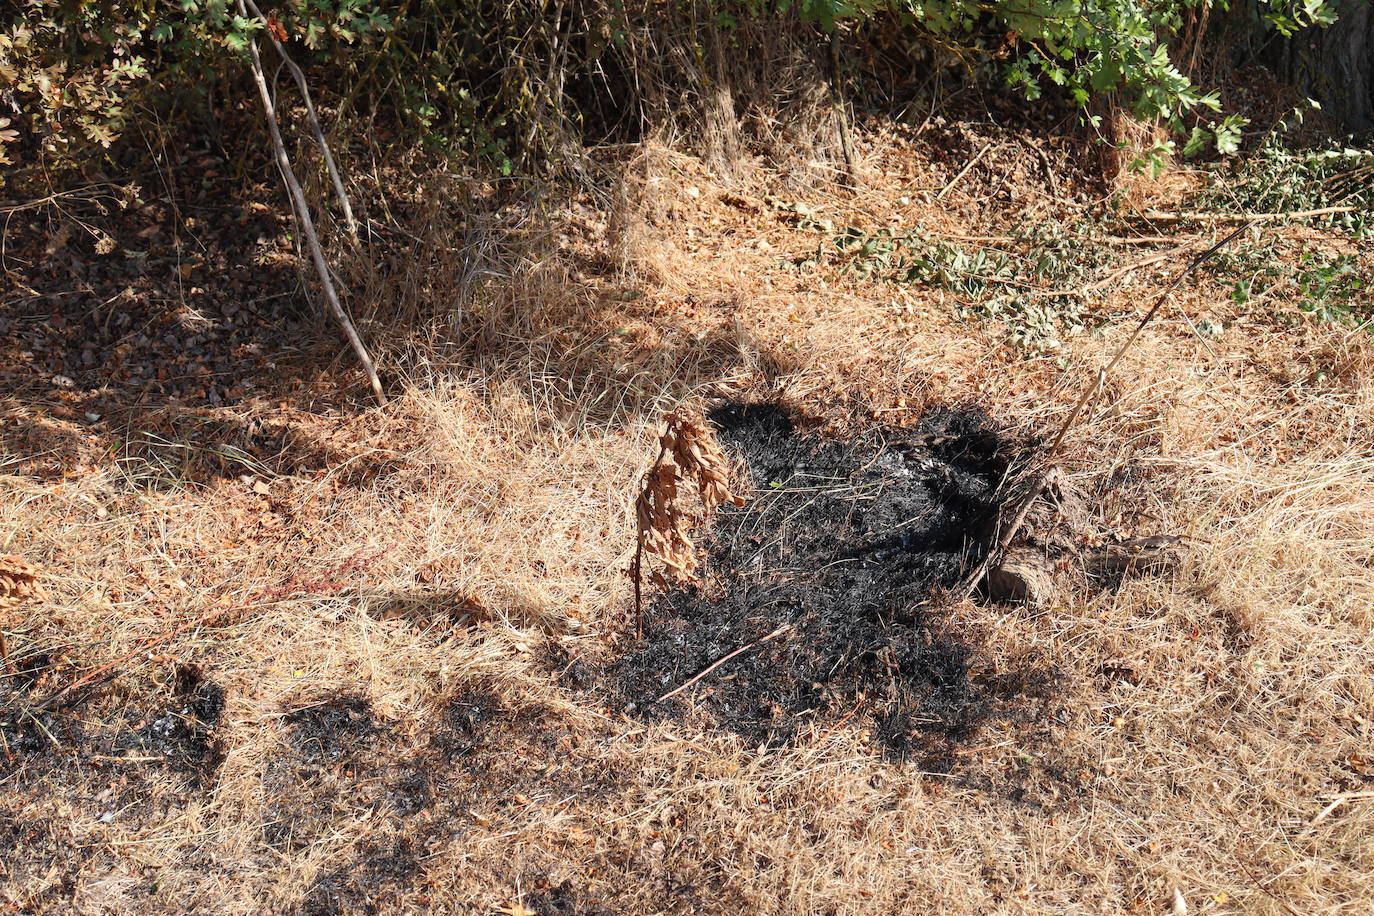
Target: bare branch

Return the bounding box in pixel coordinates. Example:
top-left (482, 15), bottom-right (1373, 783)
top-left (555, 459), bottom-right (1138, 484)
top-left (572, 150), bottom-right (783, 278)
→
top-left (243, 0), bottom-right (360, 243)
top-left (238, 0), bottom-right (386, 406)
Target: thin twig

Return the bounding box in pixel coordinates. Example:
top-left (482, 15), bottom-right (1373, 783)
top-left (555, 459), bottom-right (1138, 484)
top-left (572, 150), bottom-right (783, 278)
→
top-left (243, 0), bottom-right (358, 243)
top-left (1085, 241), bottom-right (1202, 292)
top-left (655, 624), bottom-right (792, 703)
top-left (937, 142), bottom-right (993, 200)
top-left (955, 221), bottom-right (1254, 598)
top-left (1239, 863), bottom-right (1304, 916)
top-left (1142, 205), bottom-right (1355, 222)
top-left (238, 0), bottom-right (386, 407)
top-left (35, 554), bottom-right (379, 711)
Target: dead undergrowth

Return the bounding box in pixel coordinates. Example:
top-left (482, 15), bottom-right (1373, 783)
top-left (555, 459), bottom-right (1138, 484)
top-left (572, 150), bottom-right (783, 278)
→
top-left (2, 106), bottom-right (1373, 915)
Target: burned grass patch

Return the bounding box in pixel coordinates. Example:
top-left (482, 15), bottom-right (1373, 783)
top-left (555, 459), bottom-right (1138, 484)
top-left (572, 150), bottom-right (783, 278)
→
top-left (123, 664), bottom-right (225, 783)
top-left (303, 839), bottom-right (421, 916)
top-left (1, 661), bottom-right (226, 783)
top-left (261, 685), bottom-right (624, 909)
top-left (611, 403), bottom-right (1064, 765)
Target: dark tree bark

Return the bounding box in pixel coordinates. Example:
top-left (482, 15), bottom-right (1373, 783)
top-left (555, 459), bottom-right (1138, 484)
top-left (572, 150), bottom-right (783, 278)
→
top-left (1268, 0), bottom-right (1374, 132)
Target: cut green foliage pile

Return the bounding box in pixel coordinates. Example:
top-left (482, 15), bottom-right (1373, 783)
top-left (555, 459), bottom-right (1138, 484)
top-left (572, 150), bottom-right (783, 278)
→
top-left (788, 209), bottom-right (1114, 351)
top-left (1213, 240), bottom-right (1371, 327)
top-left (1200, 136), bottom-right (1374, 237)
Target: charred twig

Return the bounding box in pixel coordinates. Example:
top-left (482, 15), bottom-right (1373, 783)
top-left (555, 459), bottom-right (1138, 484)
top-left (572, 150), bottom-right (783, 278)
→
top-left (238, 0), bottom-right (385, 406)
top-left (956, 220), bottom-right (1254, 598)
top-left (655, 624), bottom-right (792, 703)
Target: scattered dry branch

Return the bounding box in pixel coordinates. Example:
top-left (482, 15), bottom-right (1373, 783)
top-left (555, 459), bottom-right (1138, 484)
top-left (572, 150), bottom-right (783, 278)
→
top-left (1142, 205), bottom-right (1356, 222)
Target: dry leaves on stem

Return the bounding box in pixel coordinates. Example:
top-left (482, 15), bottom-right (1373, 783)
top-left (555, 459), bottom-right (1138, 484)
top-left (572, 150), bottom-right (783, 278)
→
top-left (632, 412), bottom-right (746, 632)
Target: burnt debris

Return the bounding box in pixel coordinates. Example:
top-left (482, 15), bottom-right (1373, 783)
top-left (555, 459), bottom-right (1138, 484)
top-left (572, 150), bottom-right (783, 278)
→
top-left (611, 403), bottom-right (1060, 760)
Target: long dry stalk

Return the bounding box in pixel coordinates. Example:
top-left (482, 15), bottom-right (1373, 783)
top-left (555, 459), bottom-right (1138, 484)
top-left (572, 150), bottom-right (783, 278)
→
top-left (238, 0), bottom-right (386, 407)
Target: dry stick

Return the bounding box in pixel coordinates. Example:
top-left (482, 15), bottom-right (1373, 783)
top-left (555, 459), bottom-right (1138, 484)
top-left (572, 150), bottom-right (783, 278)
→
top-left (1084, 240), bottom-right (1202, 292)
top-left (1142, 205), bottom-right (1355, 222)
top-left (937, 142), bottom-right (993, 200)
top-left (244, 0), bottom-right (358, 243)
top-left (239, 1), bottom-right (386, 407)
top-left (829, 30), bottom-right (861, 186)
top-left (655, 624), bottom-right (792, 703)
top-left (955, 220), bottom-right (1254, 598)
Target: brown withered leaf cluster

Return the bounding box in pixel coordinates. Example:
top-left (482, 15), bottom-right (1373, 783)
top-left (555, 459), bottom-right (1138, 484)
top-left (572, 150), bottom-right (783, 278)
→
top-left (0, 555), bottom-right (42, 612)
top-left (635, 413), bottom-right (745, 589)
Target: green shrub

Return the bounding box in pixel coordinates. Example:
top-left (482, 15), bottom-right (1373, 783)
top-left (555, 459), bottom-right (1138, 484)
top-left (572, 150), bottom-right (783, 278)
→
top-left (0, 0), bottom-right (385, 179)
top-left (0, 0), bottom-right (1346, 184)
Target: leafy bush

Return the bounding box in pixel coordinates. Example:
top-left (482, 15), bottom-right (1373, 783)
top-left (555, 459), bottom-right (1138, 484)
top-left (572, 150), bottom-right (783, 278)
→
top-left (0, 0), bottom-right (1347, 183)
top-left (0, 0), bottom-right (385, 178)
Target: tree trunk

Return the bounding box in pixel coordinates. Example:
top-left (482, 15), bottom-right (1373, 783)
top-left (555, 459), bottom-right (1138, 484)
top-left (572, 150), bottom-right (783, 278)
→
top-left (1268, 0), bottom-right (1373, 132)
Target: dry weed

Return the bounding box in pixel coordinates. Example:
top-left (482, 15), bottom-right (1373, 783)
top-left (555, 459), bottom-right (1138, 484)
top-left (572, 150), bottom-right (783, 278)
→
top-left (0, 555), bottom-right (41, 611)
top-left (632, 411), bottom-right (746, 632)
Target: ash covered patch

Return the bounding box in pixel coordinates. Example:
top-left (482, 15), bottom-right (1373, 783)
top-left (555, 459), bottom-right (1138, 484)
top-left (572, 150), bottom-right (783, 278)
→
top-left (126, 664), bottom-right (225, 782)
top-left (612, 403), bottom-right (1059, 761)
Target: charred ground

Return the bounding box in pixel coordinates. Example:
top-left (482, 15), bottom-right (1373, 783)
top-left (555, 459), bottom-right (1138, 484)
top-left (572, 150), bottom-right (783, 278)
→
top-left (609, 404), bottom-right (1064, 767)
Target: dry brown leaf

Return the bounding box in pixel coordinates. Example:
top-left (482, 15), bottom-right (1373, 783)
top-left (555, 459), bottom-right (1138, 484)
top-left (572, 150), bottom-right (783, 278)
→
top-left (0, 555), bottom-right (43, 612)
top-left (635, 411), bottom-right (745, 590)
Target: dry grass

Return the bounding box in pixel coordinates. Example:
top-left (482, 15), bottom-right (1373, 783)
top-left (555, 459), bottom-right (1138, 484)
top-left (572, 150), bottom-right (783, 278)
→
top-left (2, 123), bottom-right (1372, 915)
